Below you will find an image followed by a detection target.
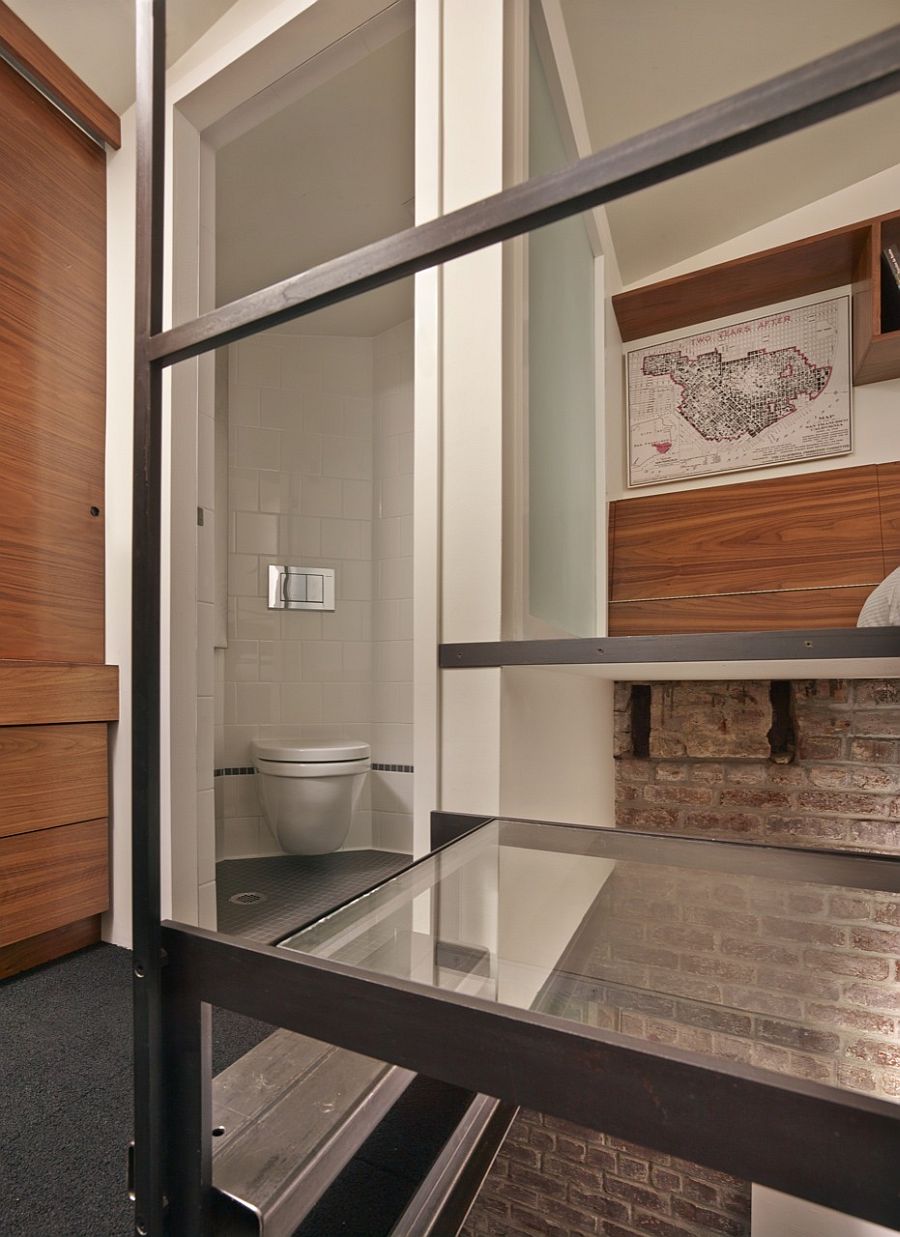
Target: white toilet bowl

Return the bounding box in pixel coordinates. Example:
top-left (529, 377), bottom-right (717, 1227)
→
top-left (251, 739), bottom-right (370, 855)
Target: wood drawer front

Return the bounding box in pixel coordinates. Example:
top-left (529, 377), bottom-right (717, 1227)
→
top-left (0, 914), bottom-right (101, 980)
top-left (0, 662), bottom-right (118, 724)
top-left (0, 723), bottom-right (107, 838)
top-left (0, 818), bottom-right (108, 947)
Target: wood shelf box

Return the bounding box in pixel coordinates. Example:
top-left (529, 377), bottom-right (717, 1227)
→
top-left (611, 209), bottom-right (900, 388)
top-left (854, 214), bottom-right (900, 385)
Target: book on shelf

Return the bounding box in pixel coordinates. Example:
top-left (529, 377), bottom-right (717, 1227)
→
top-left (882, 242), bottom-right (900, 292)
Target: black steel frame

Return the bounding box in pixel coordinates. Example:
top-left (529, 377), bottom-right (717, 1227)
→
top-left (131, 3), bottom-right (900, 1233)
top-left (440, 626), bottom-right (900, 669)
top-left (162, 914), bottom-right (900, 1230)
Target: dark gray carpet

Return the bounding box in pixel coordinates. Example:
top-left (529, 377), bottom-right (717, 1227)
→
top-left (216, 850), bottom-right (411, 943)
top-left (0, 855), bottom-right (413, 1234)
top-left (0, 944), bottom-right (274, 1237)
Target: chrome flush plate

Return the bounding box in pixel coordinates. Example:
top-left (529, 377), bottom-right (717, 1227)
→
top-left (268, 564), bottom-right (335, 611)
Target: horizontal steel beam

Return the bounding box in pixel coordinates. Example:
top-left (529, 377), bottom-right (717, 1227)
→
top-left (439, 626), bottom-right (900, 668)
top-left (162, 921), bottom-right (900, 1230)
top-left (150, 24), bottom-right (900, 367)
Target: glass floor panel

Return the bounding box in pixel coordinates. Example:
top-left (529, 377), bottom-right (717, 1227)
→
top-left (280, 819), bottom-right (900, 1103)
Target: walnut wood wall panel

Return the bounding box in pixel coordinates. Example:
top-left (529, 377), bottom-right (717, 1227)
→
top-left (610, 466), bottom-right (883, 601)
top-left (0, 58), bottom-right (106, 663)
top-left (876, 461), bottom-right (900, 571)
top-left (608, 463), bottom-right (898, 636)
top-left (0, 818), bottom-right (108, 948)
top-left (0, 662), bottom-right (118, 724)
top-left (0, 1), bottom-right (119, 148)
top-left (608, 588), bottom-right (874, 637)
top-left (0, 724), bottom-right (107, 838)
top-left (0, 914), bottom-right (101, 980)
top-left (0, 26), bottom-right (116, 977)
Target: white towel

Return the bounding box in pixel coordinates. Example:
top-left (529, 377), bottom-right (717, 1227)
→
top-left (857, 565), bottom-right (900, 626)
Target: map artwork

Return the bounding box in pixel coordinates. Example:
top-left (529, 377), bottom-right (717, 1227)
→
top-left (626, 294), bottom-right (852, 487)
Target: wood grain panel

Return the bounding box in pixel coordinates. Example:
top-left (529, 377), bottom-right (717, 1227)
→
top-left (851, 222), bottom-right (877, 382)
top-left (0, 818), bottom-right (108, 947)
top-left (0, 723), bottom-right (107, 838)
top-left (612, 218), bottom-right (867, 342)
top-left (0, 914), bottom-right (100, 980)
top-left (608, 588), bottom-right (873, 637)
top-left (0, 1), bottom-right (119, 147)
top-left (0, 662), bottom-right (118, 724)
top-left (612, 208), bottom-right (900, 387)
top-left (877, 461), bottom-right (900, 573)
top-left (860, 215), bottom-right (900, 385)
top-left (0, 59), bottom-right (106, 662)
top-left (609, 466), bottom-right (883, 602)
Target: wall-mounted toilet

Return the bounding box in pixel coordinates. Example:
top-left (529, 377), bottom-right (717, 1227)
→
top-left (251, 739), bottom-right (370, 855)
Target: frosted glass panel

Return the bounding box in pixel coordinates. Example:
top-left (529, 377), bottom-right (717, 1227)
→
top-left (528, 39), bottom-right (596, 635)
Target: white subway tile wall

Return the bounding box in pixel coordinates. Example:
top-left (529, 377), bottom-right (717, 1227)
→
top-left (213, 323), bottom-right (414, 861)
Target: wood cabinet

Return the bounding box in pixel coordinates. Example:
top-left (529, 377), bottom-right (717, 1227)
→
top-left (0, 724), bottom-right (108, 838)
top-left (0, 664), bottom-right (117, 975)
top-left (611, 209), bottom-right (900, 387)
top-left (0, 57), bottom-right (107, 663)
top-left (0, 13), bottom-right (120, 977)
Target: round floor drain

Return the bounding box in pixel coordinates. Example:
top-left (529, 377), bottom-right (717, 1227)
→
top-left (229, 891), bottom-right (267, 906)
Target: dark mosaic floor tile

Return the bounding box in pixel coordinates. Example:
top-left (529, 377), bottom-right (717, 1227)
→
top-left (216, 850), bottom-right (411, 943)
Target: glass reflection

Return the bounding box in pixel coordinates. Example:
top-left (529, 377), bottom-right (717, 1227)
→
top-left (282, 819), bottom-right (900, 1102)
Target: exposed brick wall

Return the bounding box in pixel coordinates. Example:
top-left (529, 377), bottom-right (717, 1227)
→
top-left (465, 679), bottom-right (899, 1237)
top-left (569, 860), bottom-right (900, 1100)
top-left (615, 680), bottom-right (900, 852)
top-left (465, 1114), bottom-right (751, 1237)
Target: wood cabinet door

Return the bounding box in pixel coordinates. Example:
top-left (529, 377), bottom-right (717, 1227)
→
top-left (0, 59), bottom-right (106, 662)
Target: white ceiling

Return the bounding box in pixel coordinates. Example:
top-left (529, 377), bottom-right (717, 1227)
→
top-left (559, 0), bottom-right (900, 285)
top-left (9, 1), bottom-right (900, 311)
top-left (6, 0), bottom-right (238, 114)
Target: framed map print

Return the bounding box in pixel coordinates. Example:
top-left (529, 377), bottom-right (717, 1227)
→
top-left (626, 292), bottom-right (852, 487)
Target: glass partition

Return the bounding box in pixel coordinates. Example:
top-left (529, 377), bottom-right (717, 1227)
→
top-left (283, 818), bottom-right (900, 1105)
top-left (527, 33), bottom-right (597, 636)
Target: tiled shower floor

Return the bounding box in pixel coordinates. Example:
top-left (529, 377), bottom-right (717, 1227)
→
top-left (215, 850), bottom-right (412, 944)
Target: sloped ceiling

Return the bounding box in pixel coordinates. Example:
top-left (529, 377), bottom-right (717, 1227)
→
top-left (10, 1), bottom-right (900, 307)
top-left (6, 0), bottom-right (238, 114)
top-left (559, 0), bottom-right (900, 285)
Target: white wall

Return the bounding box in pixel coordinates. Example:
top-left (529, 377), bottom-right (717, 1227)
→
top-left (752, 1187), bottom-right (896, 1237)
top-left (500, 666), bottom-right (616, 827)
top-left (438, 0), bottom-right (505, 817)
top-left (103, 107), bottom-right (136, 947)
top-left (607, 162), bottom-right (900, 502)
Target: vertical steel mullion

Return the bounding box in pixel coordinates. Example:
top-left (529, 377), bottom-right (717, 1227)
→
top-left (132, 2), bottom-right (167, 1235)
top-left (162, 974), bottom-right (213, 1235)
